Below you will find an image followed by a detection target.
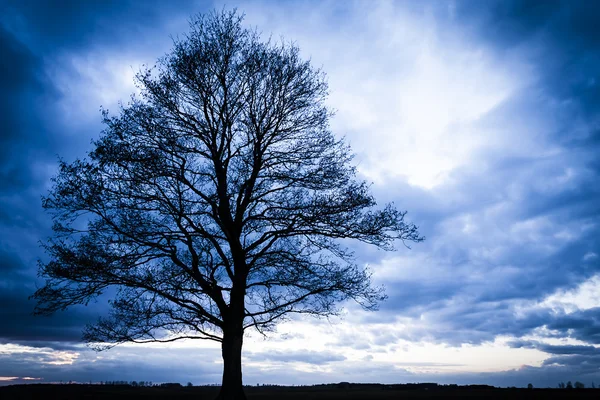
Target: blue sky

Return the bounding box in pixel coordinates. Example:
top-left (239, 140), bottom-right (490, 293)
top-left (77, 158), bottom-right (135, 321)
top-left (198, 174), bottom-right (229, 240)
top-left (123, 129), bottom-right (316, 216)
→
top-left (1, 0), bottom-right (600, 388)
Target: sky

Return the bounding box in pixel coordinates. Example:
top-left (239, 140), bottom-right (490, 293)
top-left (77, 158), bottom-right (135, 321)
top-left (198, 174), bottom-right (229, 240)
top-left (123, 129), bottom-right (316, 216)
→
top-left (1, 0), bottom-right (599, 389)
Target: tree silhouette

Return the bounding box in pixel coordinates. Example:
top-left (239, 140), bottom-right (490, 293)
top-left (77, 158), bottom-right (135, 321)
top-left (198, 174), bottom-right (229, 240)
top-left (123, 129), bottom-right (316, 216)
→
top-left (33, 9), bottom-right (422, 400)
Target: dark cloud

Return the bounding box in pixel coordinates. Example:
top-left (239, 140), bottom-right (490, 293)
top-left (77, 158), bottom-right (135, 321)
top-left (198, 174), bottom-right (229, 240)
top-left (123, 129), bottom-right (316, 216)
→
top-left (0, 0), bottom-right (188, 53)
top-left (0, 0), bottom-right (197, 352)
top-left (458, 0), bottom-right (600, 142)
top-left (415, 304), bottom-right (600, 350)
top-left (0, 247), bottom-right (98, 346)
top-left (457, 1), bottom-right (600, 53)
top-left (545, 308), bottom-right (600, 344)
top-left (0, 25), bottom-right (58, 194)
top-left (509, 339), bottom-right (600, 355)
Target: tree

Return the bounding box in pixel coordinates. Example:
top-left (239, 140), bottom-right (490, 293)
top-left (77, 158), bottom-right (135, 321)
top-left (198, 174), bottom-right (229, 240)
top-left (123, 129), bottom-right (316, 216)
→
top-left (575, 381), bottom-right (585, 389)
top-left (33, 9), bottom-right (422, 400)
top-left (567, 381), bottom-right (573, 389)
top-left (527, 383), bottom-right (533, 389)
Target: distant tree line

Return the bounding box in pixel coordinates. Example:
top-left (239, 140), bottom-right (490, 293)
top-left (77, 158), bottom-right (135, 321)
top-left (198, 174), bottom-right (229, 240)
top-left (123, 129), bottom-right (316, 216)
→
top-left (102, 381), bottom-right (154, 386)
top-left (557, 381), bottom-right (596, 389)
top-left (101, 381), bottom-right (191, 387)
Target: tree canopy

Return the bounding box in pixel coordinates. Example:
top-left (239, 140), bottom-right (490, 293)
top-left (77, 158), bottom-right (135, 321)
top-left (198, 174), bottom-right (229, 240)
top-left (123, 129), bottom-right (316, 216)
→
top-left (34, 10), bottom-right (422, 400)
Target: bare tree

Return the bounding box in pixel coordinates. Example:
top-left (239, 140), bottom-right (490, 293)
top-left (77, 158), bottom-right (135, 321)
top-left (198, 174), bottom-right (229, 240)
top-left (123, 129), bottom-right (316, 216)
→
top-left (33, 10), bottom-right (422, 400)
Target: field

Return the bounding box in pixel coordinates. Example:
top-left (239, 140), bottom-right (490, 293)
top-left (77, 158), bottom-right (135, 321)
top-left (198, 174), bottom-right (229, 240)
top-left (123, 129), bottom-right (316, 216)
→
top-left (1, 384), bottom-right (599, 399)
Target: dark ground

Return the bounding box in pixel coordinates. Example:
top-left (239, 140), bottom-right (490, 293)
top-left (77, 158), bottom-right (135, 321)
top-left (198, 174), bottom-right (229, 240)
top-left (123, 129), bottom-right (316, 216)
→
top-left (1, 384), bottom-right (599, 399)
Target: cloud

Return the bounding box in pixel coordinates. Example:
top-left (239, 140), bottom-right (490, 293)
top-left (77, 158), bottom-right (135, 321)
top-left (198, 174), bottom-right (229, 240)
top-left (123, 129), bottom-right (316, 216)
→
top-left (1, 0), bottom-right (600, 388)
top-left (240, 0), bottom-right (528, 190)
top-left (0, 343), bottom-right (223, 385)
top-left (1, 0), bottom-right (189, 53)
top-left (0, 0), bottom-right (194, 353)
top-left (246, 349), bottom-right (346, 365)
top-left (545, 308), bottom-right (600, 344)
top-left (0, 25), bottom-right (58, 196)
top-left (508, 340), bottom-right (600, 355)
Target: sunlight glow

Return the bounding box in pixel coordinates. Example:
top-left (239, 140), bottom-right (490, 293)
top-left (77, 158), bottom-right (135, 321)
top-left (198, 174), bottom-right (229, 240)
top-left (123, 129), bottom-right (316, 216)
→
top-left (240, 319), bottom-right (548, 377)
top-left (242, 1), bottom-right (529, 190)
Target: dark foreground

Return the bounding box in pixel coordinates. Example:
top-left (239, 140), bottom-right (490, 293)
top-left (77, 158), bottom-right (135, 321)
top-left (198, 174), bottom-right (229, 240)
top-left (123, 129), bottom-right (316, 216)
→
top-left (1, 384), bottom-right (599, 399)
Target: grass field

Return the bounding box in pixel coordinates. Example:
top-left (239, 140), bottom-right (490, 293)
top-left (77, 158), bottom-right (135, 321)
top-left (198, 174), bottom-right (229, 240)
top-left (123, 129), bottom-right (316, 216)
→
top-left (1, 384), bottom-right (599, 399)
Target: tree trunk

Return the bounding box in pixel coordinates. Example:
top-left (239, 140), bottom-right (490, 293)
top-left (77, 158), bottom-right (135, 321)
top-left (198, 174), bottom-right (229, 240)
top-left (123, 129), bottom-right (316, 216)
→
top-left (215, 254), bottom-right (247, 400)
top-left (215, 326), bottom-right (246, 400)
